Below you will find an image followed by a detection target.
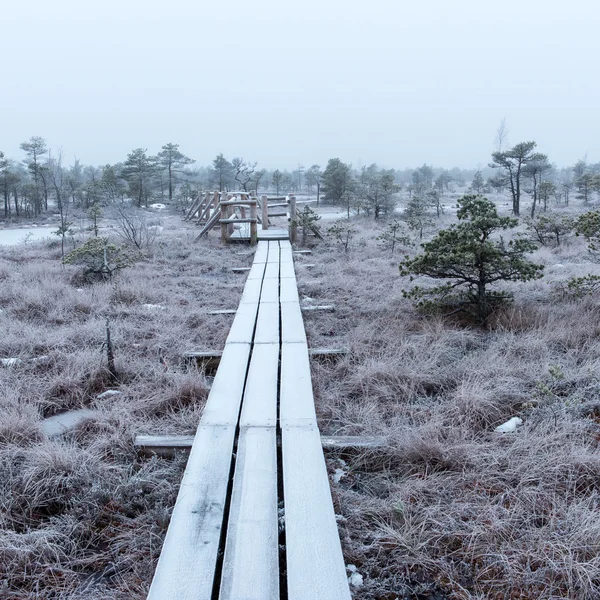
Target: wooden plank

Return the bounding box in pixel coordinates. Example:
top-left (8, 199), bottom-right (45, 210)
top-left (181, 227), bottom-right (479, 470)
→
top-left (280, 302), bottom-right (307, 345)
top-left (302, 304), bottom-right (335, 312)
top-left (194, 207), bottom-right (221, 241)
top-left (240, 279), bottom-right (263, 304)
top-left (279, 261), bottom-right (296, 279)
top-left (219, 426), bottom-right (279, 600)
top-left (282, 425), bottom-right (352, 600)
top-left (293, 249), bottom-right (311, 255)
top-left (183, 351), bottom-right (222, 369)
top-left (219, 218), bottom-right (258, 224)
top-left (260, 277), bottom-right (279, 304)
top-left (135, 434), bottom-right (196, 458)
top-left (266, 241), bottom-right (280, 263)
top-left (42, 409), bottom-right (95, 438)
top-left (247, 260), bottom-right (267, 280)
top-left (279, 247), bottom-right (294, 263)
top-left (134, 434), bottom-right (387, 457)
top-left (201, 343), bottom-right (251, 426)
top-left (257, 228), bottom-right (289, 241)
top-left (309, 348), bottom-right (348, 359)
top-left (225, 304), bottom-right (259, 345)
top-left (264, 261), bottom-right (280, 279)
top-left (280, 277), bottom-right (299, 303)
top-left (321, 435), bottom-right (387, 450)
top-left (280, 342), bottom-right (316, 426)
top-left (207, 309), bottom-right (237, 315)
top-left (240, 343), bottom-right (279, 427)
top-left (231, 267), bottom-right (251, 273)
top-left (253, 241), bottom-right (269, 263)
top-left (254, 302), bottom-right (280, 344)
top-left (147, 424), bottom-right (236, 600)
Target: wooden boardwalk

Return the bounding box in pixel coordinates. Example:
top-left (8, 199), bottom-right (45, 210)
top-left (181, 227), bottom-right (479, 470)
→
top-left (147, 240), bottom-right (351, 600)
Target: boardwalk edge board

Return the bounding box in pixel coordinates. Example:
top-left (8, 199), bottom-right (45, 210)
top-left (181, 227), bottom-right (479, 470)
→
top-left (147, 240), bottom-right (351, 600)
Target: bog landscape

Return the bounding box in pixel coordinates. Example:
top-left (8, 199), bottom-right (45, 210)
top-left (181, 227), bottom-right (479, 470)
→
top-left (1, 138), bottom-right (600, 599)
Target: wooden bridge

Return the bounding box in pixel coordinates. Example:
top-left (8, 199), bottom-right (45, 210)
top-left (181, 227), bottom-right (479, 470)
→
top-left (147, 240), bottom-right (351, 600)
top-left (186, 191), bottom-right (319, 245)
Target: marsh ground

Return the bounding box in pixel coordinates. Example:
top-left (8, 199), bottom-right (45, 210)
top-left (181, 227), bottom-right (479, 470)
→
top-left (2, 194), bottom-right (600, 599)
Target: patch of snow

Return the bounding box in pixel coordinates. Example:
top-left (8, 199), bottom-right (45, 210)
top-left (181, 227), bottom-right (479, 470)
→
top-left (553, 264), bottom-right (565, 268)
top-left (149, 203), bottom-right (167, 211)
top-left (143, 304), bottom-right (167, 310)
top-left (1, 358), bottom-right (22, 367)
top-left (302, 296), bottom-right (314, 303)
top-left (97, 390), bottom-right (122, 400)
top-left (495, 416), bottom-right (523, 433)
top-left (346, 565), bottom-right (364, 589)
top-left (333, 468), bottom-right (346, 483)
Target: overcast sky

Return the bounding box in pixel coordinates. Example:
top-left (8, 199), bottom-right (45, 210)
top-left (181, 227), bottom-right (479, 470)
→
top-left (1, 0), bottom-right (598, 170)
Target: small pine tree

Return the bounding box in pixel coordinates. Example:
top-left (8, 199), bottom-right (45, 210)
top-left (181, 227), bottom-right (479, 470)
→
top-left (575, 211), bottom-right (600, 254)
top-left (377, 220), bottom-right (411, 255)
top-left (292, 206), bottom-right (321, 245)
top-left (400, 195), bottom-right (544, 322)
top-left (63, 237), bottom-right (140, 281)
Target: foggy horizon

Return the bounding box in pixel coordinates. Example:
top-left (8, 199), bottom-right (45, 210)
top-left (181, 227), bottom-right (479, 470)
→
top-left (2, 0), bottom-right (599, 171)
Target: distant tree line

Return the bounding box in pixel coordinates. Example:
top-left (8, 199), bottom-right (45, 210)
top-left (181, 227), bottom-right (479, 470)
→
top-left (1, 136), bottom-right (599, 221)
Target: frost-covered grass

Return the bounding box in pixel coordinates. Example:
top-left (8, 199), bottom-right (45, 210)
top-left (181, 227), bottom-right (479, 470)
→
top-left (4, 196), bottom-right (600, 598)
top-left (300, 203), bottom-right (600, 599)
top-left (0, 226), bottom-right (248, 598)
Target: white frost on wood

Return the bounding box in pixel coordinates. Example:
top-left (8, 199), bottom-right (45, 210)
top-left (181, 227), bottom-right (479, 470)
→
top-left (495, 416), bottom-right (523, 433)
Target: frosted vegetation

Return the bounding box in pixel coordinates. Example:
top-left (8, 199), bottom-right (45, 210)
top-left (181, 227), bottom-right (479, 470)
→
top-left (2, 135), bottom-right (600, 598)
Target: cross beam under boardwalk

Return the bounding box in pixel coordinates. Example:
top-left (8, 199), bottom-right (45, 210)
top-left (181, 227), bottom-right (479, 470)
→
top-left (147, 240), bottom-right (350, 600)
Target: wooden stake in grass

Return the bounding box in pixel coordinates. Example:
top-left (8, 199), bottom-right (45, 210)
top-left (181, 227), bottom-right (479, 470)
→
top-left (104, 318), bottom-right (118, 381)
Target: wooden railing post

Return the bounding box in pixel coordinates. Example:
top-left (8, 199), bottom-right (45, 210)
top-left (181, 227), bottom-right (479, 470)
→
top-left (220, 196), bottom-right (229, 243)
top-left (250, 197), bottom-right (258, 245)
top-left (240, 193), bottom-right (247, 219)
top-left (227, 194), bottom-right (234, 239)
top-left (288, 194), bottom-right (297, 244)
top-left (261, 195), bottom-right (269, 230)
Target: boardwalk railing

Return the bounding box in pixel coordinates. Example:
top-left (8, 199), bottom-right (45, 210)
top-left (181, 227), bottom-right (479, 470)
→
top-left (147, 240), bottom-right (351, 600)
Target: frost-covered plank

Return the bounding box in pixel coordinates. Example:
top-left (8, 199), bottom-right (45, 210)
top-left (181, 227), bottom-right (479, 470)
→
top-left (253, 241), bottom-right (269, 263)
top-left (240, 343), bottom-right (279, 428)
top-left (282, 425), bottom-right (351, 600)
top-left (254, 302), bottom-right (280, 344)
top-left (240, 278), bottom-right (263, 304)
top-left (225, 303), bottom-right (259, 344)
top-left (281, 302), bottom-right (307, 345)
top-left (260, 277), bottom-right (279, 304)
top-left (247, 260), bottom-right (267, 280)
top-left (264, 261), bottom-right (280, 279)
top-left (147, 424), bottom-right (236, 600)
top-left (280, 277), bottom-right (299, 303)
top-left (135, 434), bottom-right (196, 457)
top-left (266, 241), bottom-right (280, 263)
top-left (201, 343), bottom-right (251, 426)
top-left (280, 342), bottom-right (317, 427)
top-left (279, 246), bottom-right (294, 263)
top-left (279, 260), bottom-right (296, 279)
top-left (42, 409), bottom-right (95, 438)
top-left (219, 426), bottom-right (279, 600)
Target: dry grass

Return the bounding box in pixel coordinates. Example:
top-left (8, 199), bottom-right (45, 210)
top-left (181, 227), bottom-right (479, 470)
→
top-left (4, 199), bottom-right (600, 598)
top-left (301, 205), bottom-right (600, 599)
top-left (0, 223), bottom-right (247, 598)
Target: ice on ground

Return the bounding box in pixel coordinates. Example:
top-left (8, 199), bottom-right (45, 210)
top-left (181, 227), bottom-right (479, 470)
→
top-left (495, 416), bottom-right (523, 433)
top-left (97, 390), bottom-right (123, 400)
top-left (333, 468), bottom-right (346, 483)
top-left (346, 565), bottom-right (364, 588)
top-left (149, 203), bottom-right (167, 211)
top-left (1, 358), bottom-right (22, 367)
